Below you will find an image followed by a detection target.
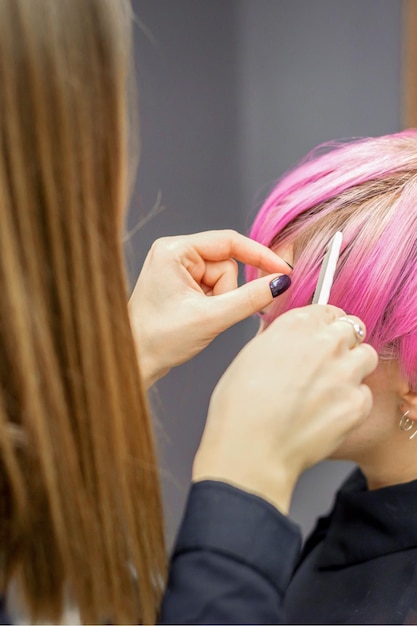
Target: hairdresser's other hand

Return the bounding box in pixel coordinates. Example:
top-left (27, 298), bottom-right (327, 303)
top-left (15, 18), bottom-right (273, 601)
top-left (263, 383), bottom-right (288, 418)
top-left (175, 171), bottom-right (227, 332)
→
top-left (193, 305), bottom-right (378, 514)
top-left (129, 230), bottom-right (291, 387)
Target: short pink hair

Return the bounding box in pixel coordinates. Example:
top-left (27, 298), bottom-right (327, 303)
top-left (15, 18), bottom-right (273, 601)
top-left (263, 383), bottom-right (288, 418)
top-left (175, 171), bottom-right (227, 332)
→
top-left (246, 130), bottom-right (417, 388)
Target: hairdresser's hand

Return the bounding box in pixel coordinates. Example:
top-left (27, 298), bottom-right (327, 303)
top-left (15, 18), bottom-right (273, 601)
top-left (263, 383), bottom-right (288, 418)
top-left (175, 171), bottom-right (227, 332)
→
top-left (193, 305), bottom-right (378, 514)
top-left (130, 230), bottom-right (291, 387)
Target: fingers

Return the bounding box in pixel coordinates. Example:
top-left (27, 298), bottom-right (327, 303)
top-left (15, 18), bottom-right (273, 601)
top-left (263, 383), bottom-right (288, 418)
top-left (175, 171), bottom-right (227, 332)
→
top-left (290, 307), bottom-right (368, 351)
top-left (332, 315), bottom-right (367, 349)
top-left (273, 304), bottom-right (347, 329)
top-left (358, 383), bottom-right (374, 419)
top-left (310, 308), bottom-right (378, 379)
top-left (344, 383), bottom-right (374, 431)
top-left (266, 304), bottom-right (378, 382)
top-left (203, 273), bottom-right (290, 331)
top-left (201, 259), bottom-right (239, 295)
top-left (334, 342), bottom-right (378, 385)
top-left (323, 383), bottom-right (373, 459)
top-left (179, 230), bottom-right (292, 275)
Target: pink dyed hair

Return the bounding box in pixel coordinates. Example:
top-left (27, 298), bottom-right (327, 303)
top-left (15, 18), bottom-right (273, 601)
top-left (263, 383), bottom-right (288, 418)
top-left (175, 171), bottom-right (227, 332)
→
top-left (246, 130), bottom-right (417, 388)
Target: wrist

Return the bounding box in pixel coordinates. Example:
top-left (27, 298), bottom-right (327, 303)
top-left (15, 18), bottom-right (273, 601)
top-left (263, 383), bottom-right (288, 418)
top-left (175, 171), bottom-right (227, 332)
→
top-left (139, 353), bottom-right (170, 389)
top-left (128, 319), bottom-right (169, 389)
top-left (192, 446), bottom-right (297, 515)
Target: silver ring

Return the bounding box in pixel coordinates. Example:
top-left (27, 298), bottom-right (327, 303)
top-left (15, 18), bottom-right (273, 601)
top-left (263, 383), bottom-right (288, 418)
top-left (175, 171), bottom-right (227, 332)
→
top-left (336, 316), bottom-right (365, 345)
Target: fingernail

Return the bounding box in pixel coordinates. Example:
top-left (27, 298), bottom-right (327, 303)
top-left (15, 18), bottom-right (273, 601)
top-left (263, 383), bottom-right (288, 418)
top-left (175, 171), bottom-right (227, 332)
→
top-left (270, 274), bottom-right (291, 298)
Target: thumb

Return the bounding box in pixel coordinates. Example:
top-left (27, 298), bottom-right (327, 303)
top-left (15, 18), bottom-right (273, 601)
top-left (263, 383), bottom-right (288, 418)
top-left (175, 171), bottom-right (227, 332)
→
top-left (208, 273), bottom-right (291, 331)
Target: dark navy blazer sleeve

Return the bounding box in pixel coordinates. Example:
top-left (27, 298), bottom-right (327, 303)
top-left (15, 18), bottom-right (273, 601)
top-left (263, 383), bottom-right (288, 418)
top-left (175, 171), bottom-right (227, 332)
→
top-left (159, 480), bottom-right (302, 625)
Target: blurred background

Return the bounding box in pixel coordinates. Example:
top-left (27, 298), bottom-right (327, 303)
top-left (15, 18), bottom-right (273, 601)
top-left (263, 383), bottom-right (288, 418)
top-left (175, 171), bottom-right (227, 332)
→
top-left (128, 0), bottom-right (406, 548)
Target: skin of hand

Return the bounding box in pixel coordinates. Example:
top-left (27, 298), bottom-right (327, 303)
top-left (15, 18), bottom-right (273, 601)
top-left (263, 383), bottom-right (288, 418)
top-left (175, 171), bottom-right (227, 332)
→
top-left (192, 305), bottom-right (378, 514)
top-left (129, 230), bottom-right (291, 388)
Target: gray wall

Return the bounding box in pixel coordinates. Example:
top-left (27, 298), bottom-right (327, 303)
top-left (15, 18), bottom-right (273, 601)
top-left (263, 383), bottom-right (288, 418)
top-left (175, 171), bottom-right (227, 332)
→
top-left (129, 0), bottom-right (402, 547)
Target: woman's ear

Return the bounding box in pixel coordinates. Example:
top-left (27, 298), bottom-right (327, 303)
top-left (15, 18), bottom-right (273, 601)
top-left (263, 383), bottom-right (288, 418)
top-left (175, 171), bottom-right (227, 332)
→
top-left (399, 382), bottom-right (417, 428)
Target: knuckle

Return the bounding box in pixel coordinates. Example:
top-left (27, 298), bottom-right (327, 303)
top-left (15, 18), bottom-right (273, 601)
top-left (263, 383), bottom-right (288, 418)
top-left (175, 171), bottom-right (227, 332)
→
top-left (326, 304), bottom-right (346, 318)
top-left (348, 314), bottom-right (367, 337)
top-left (151, 235), bottom-right (185, 259)
top-left (320, 330), bottom-right (341, 355)
top-left (350, 385), bottom-right (372, 420)
top-left (150, 236), bottom-right (170, 253)
top-left (226, 258), bottom-right (239, 271)
top-left (285, 307), bottom-right (314, 328)
top-left (356, 343), bottom-right (379, 370)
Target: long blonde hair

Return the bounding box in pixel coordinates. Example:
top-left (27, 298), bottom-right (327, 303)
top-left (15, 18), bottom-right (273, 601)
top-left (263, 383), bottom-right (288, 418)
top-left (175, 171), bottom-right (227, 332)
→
top-left (0, 0), bottom-right (165, 623)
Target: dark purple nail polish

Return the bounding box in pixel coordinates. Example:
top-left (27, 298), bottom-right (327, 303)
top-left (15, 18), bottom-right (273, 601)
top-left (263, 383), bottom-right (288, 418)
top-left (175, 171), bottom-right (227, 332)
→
top-left (270, 274), bottom-right (291, 298)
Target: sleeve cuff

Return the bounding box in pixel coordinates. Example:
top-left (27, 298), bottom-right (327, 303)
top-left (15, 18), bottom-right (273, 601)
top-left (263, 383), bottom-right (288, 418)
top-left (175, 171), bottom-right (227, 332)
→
top-left (172, 480), bottom-right (302, 593)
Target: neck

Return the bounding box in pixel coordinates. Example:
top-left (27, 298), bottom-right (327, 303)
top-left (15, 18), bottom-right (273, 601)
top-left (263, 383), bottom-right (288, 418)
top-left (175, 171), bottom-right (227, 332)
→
top-left (357, 445), bottom-right (417, 490)
top-left (332, 430), bottom-right (417, 490)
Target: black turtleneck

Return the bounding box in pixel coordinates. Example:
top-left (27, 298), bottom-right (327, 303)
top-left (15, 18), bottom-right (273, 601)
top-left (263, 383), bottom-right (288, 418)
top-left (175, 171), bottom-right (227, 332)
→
top-left (285, 468), bottom-right (417, 624)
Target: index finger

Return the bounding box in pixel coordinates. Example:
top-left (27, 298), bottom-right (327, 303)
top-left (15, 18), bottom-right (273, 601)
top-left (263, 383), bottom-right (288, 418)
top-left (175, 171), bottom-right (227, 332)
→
top-left (182, 229), bottom-right (291, 275)
top-left (275, 304), bottom-right (348, 327)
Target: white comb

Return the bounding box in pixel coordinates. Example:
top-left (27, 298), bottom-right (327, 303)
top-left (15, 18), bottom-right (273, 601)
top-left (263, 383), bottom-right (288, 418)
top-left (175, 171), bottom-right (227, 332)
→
top-left (312, 231), bottom-right (343, 305)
